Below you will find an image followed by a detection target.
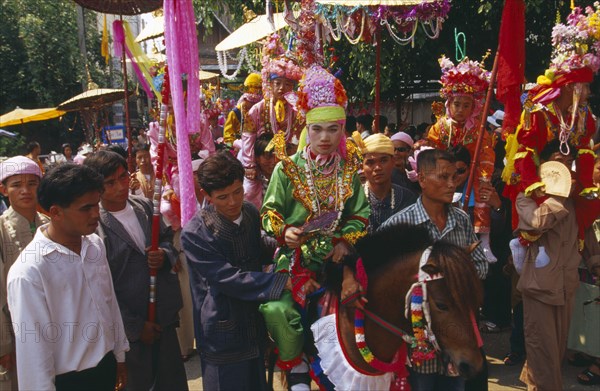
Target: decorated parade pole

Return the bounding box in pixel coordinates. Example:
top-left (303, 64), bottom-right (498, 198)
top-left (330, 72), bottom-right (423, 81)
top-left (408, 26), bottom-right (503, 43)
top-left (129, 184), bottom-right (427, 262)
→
top-left (148, 68), bottom-right (170, 322)
top-left (119, 15), bottom-right (134, 174)
top-left (374, 26), bottom-right (381, 133)
top-left (463, 50), bottom-right (499, 212)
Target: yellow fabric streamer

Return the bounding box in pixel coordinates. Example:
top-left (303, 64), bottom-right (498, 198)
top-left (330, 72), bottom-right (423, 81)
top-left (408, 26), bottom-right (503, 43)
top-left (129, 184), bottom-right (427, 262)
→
top-left (305, 106), bottom-right (346, 125)
top-left (121, 21), bottom-right (162, 103)
top-left (101, 15), bottom-right (110, 66)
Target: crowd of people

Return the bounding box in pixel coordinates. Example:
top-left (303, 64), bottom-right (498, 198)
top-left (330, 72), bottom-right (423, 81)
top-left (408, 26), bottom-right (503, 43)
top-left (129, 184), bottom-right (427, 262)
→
top-left (1, 5), bottom-right (599, 391)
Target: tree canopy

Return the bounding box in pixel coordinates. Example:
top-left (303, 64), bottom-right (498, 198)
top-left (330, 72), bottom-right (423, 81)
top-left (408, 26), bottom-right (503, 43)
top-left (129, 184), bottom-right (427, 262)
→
top-left (0, 0), bottom-right (108, 156)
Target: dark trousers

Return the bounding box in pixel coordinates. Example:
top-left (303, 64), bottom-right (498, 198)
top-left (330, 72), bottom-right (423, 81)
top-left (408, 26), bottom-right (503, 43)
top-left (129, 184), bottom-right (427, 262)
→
top-left (55, 352), bottom-right (116, 391)
top-left (408, 371), bottom-right (465, 391)
top-left (464, 348), bottom-right (488, 391)
top-left (125, 325), bottom-right (188, 391)
top-left (201, 356), bottom-right (268, 391)
top-left (510, 301), bottom-right (525, 355)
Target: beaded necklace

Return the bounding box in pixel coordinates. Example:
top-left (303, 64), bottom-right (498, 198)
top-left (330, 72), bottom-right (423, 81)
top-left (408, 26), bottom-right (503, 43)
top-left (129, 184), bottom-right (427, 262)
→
top-left (363, 184), bottom-right (395, 210)
top-left (303, 147), bottom-right (344, 234)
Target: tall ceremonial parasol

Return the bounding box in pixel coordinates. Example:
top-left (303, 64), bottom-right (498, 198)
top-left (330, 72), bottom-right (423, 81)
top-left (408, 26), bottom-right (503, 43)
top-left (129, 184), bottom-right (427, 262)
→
top-left (71, 0), bottom-right (162, 172)
top-left (284, 0), bottom-right (450, 131)
top-left (71, 0), bottom-right (163, 323)
top-left (58, 88), bottom-right (132, 112)
top-left (0, 107), bottom-right (65, 128)
top-left (135, 13), bottom-right (164, 43)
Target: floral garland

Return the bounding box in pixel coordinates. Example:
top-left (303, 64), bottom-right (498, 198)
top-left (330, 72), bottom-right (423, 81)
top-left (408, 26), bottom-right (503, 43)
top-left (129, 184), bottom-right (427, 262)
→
top-left (550, 3), bottom-right (600, 74)
top-left (315, 0), bottom-right (451, 46)
top-left (409, 285), bottom-right (437, 366)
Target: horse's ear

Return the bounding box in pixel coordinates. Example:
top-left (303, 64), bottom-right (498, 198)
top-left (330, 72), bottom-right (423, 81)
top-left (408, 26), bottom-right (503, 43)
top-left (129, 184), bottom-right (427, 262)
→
top-left (465, 241), bottom-right (481, 255)
top-left (421, 262), bottom-right (441, 277)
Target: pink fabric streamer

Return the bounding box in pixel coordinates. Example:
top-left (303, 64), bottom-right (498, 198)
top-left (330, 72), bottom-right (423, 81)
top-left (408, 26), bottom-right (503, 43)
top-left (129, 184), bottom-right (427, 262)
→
top-left (164, 0), bottom-right (214, 226)
top-left (113, 20), bottom-right (124, 57)
top-left (124, 46), bottom-right (153, 97)
top-left (112, 20), bottom-right (154, 98)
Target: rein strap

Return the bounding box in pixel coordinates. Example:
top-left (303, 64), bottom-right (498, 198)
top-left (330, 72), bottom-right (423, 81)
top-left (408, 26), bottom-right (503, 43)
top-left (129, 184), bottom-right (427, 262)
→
top-left (362, 308), bottom-right (414, 343)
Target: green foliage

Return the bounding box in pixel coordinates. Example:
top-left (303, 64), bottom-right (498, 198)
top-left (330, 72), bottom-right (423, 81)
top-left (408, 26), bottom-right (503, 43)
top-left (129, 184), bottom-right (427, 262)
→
top-left (193, 0), bottom-right (264, 39)
top-left (328, 0), bottom-right (582, 105)
top-left (0, 133), bottom-right (26, 157)
top-left (0, 0), bottom-right (107, 152)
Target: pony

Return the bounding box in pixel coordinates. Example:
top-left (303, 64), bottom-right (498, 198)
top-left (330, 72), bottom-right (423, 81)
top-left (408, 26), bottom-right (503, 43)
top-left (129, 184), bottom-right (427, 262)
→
top-left (310, 224), bottom-right (484, 390)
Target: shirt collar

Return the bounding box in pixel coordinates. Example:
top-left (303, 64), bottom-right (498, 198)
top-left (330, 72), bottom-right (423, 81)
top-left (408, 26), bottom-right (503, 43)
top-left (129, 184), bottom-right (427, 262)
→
top-left (36, 223), bottom-right (91, 258)
top-left (413, 197), bottom-right (458, 237)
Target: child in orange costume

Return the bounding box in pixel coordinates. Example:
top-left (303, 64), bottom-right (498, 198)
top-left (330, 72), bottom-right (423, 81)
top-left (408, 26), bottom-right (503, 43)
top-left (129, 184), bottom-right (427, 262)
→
top-left (426, 55), bottom-right (497, 263)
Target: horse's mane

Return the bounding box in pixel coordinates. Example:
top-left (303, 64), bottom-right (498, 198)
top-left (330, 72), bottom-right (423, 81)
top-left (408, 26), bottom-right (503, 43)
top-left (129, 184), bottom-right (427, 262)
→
top-left (355, 224), bottom-right (432, 275)
top-left (355, 224), bottom-right (483, 315)
top-left (429, 241), bottom-right (483, 315)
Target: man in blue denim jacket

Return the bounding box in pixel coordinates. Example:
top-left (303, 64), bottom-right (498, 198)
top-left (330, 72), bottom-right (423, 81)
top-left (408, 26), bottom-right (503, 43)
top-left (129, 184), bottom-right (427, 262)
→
top-left (182, 152), bottom-right (291, 391)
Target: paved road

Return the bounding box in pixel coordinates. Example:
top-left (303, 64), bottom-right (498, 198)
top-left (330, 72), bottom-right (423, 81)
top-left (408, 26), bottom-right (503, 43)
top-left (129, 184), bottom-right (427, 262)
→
top-left (184, 329), bottom-right (597, 390)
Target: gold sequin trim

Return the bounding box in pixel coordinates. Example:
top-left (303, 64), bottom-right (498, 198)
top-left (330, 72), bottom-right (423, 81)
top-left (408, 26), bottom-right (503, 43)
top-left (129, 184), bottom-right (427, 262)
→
top-left (342, 230), bottom-right (367, 245)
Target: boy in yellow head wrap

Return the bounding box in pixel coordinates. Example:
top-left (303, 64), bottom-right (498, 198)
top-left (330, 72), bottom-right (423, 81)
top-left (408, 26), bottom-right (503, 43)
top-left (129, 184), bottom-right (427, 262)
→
top-left (223, 73), bottom-right (262, 146)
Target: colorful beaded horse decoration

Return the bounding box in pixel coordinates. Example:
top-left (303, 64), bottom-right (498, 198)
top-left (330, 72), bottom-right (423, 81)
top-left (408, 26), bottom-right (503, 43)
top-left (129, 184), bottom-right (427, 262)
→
top-left (310, 224), bottom-right (484, 390)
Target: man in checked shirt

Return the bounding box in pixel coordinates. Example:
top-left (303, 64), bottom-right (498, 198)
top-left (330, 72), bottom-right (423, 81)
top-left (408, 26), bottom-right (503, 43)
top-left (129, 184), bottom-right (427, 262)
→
top-left (381, 148), bottom-right (487, 391)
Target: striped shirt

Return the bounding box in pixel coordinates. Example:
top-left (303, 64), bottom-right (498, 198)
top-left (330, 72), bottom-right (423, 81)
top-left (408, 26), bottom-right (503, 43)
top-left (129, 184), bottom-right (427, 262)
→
top-left (379, 196), bottom-right (488, 374)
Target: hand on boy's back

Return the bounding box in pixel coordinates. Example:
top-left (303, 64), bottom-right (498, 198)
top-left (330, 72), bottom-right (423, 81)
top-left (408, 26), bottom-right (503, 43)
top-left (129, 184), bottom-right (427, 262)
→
top-left (146, 247), bottom-right (165, 269)
top-left (140, 321), bottom-right (162, 345)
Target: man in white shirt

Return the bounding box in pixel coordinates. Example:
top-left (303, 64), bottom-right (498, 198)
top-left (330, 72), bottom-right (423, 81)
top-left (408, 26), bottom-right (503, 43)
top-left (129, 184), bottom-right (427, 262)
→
top-left (7, 163), bottom-right (129, 390)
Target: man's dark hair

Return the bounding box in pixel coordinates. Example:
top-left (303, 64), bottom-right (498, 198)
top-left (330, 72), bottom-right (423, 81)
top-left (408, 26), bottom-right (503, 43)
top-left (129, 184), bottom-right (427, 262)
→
top-left (540, 139), bottom-right (576, 162)
top-left (84, 150), bottom-right (128, 179)
top-left (197, 152), bottom-right (244, 195)
top-left (38, 163), bottom-right (103, 210)
top-left (133, 143), bottom-right (150, 156)
top-left (26, 141), bottom-right (40, 153)
top-left (417, 148), bottom-right (455, 173)
top-left (449, 145), bottom-right (471, 166)
top-left (104, 144), bottom-right (128, 160)
top-left (255, 133), bottom-right (274, 158)
top-left (345, 116), bottom-right (357, 133)
top-left (374, 115), bottom-right (388, 132)
top-left (357, 114), bottom-right (373, 130)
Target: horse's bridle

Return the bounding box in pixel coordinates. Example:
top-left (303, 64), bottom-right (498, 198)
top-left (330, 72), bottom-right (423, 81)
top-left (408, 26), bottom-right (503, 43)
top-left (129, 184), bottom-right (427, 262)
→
top-left (354, 247), bottom-right (443, 350)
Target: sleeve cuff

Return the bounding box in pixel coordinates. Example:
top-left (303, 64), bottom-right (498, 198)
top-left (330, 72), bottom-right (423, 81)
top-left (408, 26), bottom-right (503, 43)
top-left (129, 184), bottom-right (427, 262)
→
top-left (524, 182), bottom-right (545, 197)
top-left (269, 272), bottom-right (289, 301)
top-left (114, 351), bottom-right (126, 363)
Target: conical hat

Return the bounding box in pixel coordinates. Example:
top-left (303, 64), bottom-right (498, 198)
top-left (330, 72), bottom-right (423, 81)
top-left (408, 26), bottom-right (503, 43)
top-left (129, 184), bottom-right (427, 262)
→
top-left (539, 161), bottom-right (572, 197)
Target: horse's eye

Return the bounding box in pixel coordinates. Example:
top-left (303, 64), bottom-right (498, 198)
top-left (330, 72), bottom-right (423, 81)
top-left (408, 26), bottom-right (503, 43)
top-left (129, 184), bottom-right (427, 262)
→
top-left (434, 302), bottom-right (449, 311)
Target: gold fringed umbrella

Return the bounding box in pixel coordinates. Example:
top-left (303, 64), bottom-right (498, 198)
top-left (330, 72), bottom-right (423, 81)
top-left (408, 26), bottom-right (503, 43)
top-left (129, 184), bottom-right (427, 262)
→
top-left (58, 88), bottom-right (133, 112)
top-left (135, 14), bottom-right (164, 42)
top-left (215, 13), bottom-right (291, 52)
top-left (0, 107), bottom-right (66, 127)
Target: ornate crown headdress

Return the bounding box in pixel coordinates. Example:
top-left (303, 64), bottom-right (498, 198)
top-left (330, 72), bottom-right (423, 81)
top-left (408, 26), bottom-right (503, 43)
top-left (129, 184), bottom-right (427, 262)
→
top-left (549, 3), bottom-right (600, 75)
top-left (296, 64), bottom-right (348, 122)
top-left (438, 55), bottom-right (491, 100)
top-left (261, 34), bottom-right (303, 98)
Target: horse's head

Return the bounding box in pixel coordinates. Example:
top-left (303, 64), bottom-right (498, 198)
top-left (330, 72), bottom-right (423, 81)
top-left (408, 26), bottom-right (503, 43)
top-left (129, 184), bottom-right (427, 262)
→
top-left (421, 242), bottom-right (484, 379)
